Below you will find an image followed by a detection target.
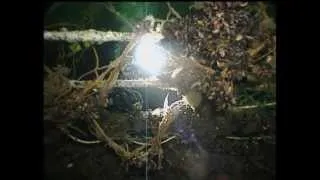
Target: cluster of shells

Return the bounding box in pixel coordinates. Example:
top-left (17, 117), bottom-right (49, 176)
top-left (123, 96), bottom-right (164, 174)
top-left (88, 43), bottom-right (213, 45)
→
top-left (160, 2), bottom-right (275, 109)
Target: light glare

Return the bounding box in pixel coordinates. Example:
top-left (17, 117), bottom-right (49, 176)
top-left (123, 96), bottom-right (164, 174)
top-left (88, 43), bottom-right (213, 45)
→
top-left (134, 33), bottom-right (167, 76)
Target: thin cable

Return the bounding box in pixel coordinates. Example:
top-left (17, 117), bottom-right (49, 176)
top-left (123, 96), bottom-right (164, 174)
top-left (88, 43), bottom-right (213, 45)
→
top-left (144, 4), bottom-right (149, 180)
top-left (144, 86), bottom-right (149, 177)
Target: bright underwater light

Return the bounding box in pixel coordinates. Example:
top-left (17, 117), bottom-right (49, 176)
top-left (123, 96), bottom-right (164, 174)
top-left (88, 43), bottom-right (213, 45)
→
top-left (133, 33), bottom-right (167, 76)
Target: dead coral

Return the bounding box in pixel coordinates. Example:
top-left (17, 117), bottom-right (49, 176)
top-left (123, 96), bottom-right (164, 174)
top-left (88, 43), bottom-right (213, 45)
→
top-left (159, 1), bottom-right (275, 110)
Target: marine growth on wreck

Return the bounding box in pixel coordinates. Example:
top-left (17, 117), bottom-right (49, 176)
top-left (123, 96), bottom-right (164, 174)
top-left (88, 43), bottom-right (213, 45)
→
top-left (44, 2), bottom-right (276, 180)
